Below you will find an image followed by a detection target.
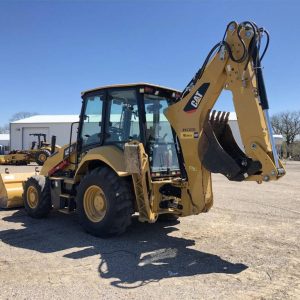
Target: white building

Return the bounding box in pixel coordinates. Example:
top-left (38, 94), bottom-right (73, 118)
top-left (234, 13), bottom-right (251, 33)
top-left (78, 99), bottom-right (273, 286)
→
top-left (227, 112), bottom-right (243, 149)
top-left (273, 134), bottom-right (284, 146)
top-left (0, 133), bottom-right (10, 154)
top-left (273, 134), bottom-right (284, 157)
top-left (8, 113), bottom-right (284, 155)
top-left (10, 115), bottom-right (79, 150)
top-left (228, 113), bottom-right (284, 152)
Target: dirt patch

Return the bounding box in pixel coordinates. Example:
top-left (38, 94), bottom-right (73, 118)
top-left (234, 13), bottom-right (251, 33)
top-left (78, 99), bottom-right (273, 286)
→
top-left (0, 162), bottom-right (299, 299)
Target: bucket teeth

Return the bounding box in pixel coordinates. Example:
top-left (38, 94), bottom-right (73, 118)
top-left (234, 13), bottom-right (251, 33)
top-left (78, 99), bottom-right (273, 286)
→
top-left (210, 110), bottom-right (229, 124)
top-left (216, 111), bottom-right (222, 123)
top-left (199, 110), bottom-right (262, 181)
top-left (209, 110), bottom-right (230, 137)
top-left (224, 111), bottom-right (230, 123)
top-left (210, 110), bottom-right (216, 122)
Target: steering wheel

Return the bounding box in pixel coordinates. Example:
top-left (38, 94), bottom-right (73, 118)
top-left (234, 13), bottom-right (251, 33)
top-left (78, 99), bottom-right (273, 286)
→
top-left (156, 133), bottom-right (168, 143)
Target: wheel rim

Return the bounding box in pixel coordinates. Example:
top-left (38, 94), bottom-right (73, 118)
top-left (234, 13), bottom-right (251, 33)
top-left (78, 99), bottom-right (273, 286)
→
top-left (27, 186), bottom-right (39, 209)
top-left (39, 153), bottom-right (47, 162)
top-left (83, 185), bottom-right (107, 223)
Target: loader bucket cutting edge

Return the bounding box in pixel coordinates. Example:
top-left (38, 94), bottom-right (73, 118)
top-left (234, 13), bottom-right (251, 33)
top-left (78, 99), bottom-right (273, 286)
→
top-left (0, 172), bottom-right (33, 208)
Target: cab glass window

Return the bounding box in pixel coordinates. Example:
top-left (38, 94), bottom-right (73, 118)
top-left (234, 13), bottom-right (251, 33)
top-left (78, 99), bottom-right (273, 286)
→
top-left (105, 89), bottom-right (140, 143)
top-left (81, 94), bottom-right (104, 147)
top-left (144, 94), bottom-right (179, 172)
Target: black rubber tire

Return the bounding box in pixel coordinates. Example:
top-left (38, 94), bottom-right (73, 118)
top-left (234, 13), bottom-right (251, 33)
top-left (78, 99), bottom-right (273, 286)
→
top-left (158, 213), bottom-right (180, 223)
top-left (76, 167), bottom-right (134, 238)
top-left (23, 175), bottom-right (52, 218)
top-left (15, 160), bottom-right (28, 166)
top-left (35, 149), bottom-right (51, 166)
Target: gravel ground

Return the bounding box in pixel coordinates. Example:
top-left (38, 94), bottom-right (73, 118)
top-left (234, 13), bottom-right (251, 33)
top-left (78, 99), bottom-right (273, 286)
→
top-left (0, 162), bottom-right (299, 299)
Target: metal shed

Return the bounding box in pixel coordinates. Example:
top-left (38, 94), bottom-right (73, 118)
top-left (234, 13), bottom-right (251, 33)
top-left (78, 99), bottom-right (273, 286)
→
top-left (10, 115), bottom-right (79, 150)
top-left (0, 134), bottom-right (10, 154)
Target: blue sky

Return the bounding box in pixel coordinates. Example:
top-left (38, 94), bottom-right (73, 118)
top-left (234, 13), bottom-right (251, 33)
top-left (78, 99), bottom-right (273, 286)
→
top-left (0, 0), bottom-right (299, 126)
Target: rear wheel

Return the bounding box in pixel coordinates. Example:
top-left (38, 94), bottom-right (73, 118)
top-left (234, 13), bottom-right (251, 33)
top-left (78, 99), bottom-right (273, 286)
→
top-left (76, 167), bottom-right (134, 238)
top-left (35, 149), bottom-right (51, 165)
top-left (23, 175), bottom-right (52, 218)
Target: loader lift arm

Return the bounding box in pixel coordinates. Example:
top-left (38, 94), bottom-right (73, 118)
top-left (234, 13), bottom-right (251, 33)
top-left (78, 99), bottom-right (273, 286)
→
top-left (164, 21), bottom-right (285, 215)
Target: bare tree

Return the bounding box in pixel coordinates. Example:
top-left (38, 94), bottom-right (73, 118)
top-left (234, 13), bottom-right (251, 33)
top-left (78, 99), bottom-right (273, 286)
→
top-left (9, 111), bottom-right (38, 122)
top-left (0, 124), bottom-right (9, 133)
top-left (271, 111), bottom-right (300, 157)
top-left (0, 112), bottom-right (38, 134)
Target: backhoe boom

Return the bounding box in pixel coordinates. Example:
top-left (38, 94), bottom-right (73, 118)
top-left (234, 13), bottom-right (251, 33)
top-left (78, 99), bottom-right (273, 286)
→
top-left (164, 21), bottom-right (285, 215)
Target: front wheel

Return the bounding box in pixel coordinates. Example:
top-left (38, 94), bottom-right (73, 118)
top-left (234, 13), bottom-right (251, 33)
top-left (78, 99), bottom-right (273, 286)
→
top-left (76, 167), bottom-right (134, 238)
top-left (35, 149), bottom-right (51, 166)
top-left (23, 175), bottom-right (52, 218)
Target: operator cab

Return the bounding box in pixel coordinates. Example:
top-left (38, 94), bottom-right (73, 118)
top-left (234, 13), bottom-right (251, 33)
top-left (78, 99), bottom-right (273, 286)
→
top-left (78, 83), bottom-right (182, 178)
top-left (29, 133), bottom-right (48, 149)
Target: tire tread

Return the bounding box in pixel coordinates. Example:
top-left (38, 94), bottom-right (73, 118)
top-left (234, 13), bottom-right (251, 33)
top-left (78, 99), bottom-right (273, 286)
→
top-left (76, 167), bottom-right (134, 237)
top-left (23, 175), bottom-right (51, 218)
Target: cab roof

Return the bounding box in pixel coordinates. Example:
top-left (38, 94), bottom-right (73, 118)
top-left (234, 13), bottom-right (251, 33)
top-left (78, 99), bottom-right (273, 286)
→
top-left (81, 82), bottom-right (181, 96)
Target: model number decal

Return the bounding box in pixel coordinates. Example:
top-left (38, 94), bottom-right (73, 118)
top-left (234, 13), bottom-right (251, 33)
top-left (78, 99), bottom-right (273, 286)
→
top-left (183, 83), bottom-right (210, 113)
top-left (180, 131), bottom-right (199, 139)
top-left (183, 128), bottom-right (196, 132)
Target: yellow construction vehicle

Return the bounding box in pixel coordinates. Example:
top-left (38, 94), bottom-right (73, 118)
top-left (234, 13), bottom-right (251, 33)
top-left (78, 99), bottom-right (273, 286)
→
top-left (0, 133), bottom-right (59, 166)
top-left (27, 133), bottom-right (57, 165)
top-left (0, 151), bottom-right (30, 165)
top-left (0, 21), bottom-right (285, 237)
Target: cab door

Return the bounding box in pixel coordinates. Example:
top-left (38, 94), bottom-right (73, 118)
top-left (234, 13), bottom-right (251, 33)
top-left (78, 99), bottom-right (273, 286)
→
top-left (79, 92), bottom-right (105, 151)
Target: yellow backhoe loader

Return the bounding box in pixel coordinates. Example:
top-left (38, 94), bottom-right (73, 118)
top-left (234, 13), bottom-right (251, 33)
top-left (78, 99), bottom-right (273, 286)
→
top-left (0, 21), bottom-right (285, 237)
top-left (0, 133), bottom-right (59, 166)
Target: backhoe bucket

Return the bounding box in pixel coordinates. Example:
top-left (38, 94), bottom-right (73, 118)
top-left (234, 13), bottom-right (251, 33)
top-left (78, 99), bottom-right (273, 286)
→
top-left (199, 111), bottom-right (262, 181)
top-left (0, 173), bottom-right (33, 208)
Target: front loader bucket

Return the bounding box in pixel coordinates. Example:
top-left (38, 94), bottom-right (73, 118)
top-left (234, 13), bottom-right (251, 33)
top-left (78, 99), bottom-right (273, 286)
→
top-left (199, 111), bottom-right (262, 181)
top-left (0, 173), bottom-right (33, 208)
top-left (0, 155), bottom-right (7, 164)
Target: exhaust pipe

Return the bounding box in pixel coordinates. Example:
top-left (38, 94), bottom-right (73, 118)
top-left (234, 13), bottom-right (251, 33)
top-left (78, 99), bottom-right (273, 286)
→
top-left (51, 135), bottom-right (56, 154)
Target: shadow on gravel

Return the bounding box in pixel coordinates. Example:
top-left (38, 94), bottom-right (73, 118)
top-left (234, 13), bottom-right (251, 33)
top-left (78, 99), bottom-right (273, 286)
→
top-left (0, 209), bottom-right (248, 288)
